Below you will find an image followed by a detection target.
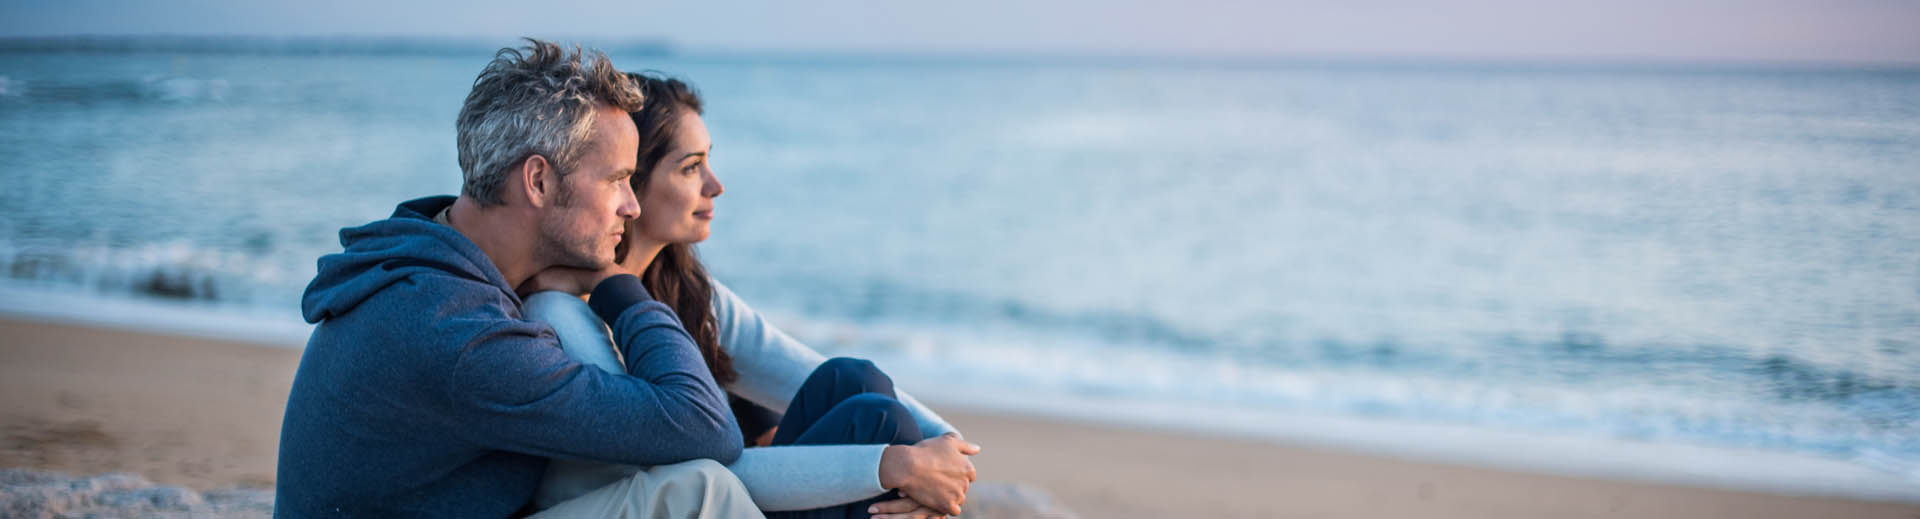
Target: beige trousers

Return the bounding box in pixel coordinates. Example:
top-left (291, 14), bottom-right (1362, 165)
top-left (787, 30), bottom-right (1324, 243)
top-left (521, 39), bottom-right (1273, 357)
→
top-left (529, 458), bottom-right (765, 519)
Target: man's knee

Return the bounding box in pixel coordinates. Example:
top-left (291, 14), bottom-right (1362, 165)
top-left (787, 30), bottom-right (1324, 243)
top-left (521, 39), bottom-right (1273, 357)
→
top-left (651, 458), bottom-right (741, 490)
top-left (639, 459), bottom-right (757, 517)
top-left (536, 459), bottom-right (758, 519)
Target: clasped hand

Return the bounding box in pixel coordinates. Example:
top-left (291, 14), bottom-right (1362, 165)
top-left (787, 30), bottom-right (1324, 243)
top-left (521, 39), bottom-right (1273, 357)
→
top-left (873, 433), bottom-right (980, 518)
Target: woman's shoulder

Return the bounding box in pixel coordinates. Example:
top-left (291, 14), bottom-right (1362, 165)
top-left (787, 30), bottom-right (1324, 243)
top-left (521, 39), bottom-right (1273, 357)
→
top-left (706, 276), bottom-right (744, 313)
top-left (706, 276), bottom-right (762, 337)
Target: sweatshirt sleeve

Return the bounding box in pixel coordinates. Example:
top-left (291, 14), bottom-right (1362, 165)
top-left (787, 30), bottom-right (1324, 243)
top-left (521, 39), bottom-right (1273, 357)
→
top-left (445, 275), bottom-right (743, 466)
top-left (713, 278), bottom-right (958, 438)
top-left (523, 289), bottom-right (892, 510)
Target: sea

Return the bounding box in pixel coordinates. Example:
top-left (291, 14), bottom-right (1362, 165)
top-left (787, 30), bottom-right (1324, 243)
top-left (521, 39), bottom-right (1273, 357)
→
top-left (1, 38), bottom-right (1916, 501)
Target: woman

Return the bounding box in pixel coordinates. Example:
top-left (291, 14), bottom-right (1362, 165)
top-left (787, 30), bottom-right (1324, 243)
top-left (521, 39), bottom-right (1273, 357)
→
top-left (523, 72), bottom-right (977, 519)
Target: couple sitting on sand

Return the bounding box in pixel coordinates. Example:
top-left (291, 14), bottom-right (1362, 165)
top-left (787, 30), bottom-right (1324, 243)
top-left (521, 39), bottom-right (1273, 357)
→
top-left (274, 39), bottom-right (979, 519)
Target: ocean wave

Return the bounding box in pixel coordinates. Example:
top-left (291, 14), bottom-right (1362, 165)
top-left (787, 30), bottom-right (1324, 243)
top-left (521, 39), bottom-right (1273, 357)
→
top-left (142, 76), bottom-right (230, 103)
top-left (5, 76), bottom-right (232, 104)
top-left (0, 240), bottom-right (298, 307)
top-left (744, 273), bottom-right (1919, 399)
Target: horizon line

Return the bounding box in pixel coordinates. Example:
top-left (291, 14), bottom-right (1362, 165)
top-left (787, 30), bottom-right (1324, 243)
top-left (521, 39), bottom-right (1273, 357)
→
top-left (4, 33), bottom-right (1918, 71)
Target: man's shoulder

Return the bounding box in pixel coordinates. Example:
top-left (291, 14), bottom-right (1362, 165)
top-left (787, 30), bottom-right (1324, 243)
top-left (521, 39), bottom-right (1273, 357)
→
top-left (357, 271), bottom-right (521, 318)
top-left (312, 270), bottom-right (529, 340)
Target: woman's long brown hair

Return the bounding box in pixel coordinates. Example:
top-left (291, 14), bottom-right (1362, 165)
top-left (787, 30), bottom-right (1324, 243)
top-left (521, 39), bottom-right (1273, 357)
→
top-left (624, 71), bottom-right (735, 385)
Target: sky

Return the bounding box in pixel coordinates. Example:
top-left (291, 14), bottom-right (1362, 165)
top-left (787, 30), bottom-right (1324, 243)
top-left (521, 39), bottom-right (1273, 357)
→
top-left (3, 0), bottom-right (1919, 64)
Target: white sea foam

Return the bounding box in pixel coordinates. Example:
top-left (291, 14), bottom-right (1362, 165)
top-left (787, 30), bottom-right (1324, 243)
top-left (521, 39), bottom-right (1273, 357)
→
top-left (0, 281), bottom-right (309, 348)
top-left (141, 75), bottom-right (230, 103)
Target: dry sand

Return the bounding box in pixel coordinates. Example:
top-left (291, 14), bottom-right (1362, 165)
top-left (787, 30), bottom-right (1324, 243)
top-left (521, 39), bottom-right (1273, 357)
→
top-left (0, 317), bottom-right (294, 490)
top-left (3, 315), bottom-right (1916, 518)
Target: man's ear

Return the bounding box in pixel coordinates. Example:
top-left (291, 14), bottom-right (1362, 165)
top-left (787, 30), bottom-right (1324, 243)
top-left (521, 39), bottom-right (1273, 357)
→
top-left (519, 154), bottom-right (556, 208)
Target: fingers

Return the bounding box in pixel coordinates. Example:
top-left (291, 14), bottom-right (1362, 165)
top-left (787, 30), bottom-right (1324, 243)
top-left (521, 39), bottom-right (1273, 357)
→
top-left (918, 487), bottom-right (963, 516)
top-left (938, 433), bottom-right (981, 456)
top-left (898, 433), bottom-right (978, 516)
top-left (868, 498), bottom-right (919, 515)
top-left (875, 495), bottom-right (955, 519)
top-left (871, 508), bottom-right (944, 519)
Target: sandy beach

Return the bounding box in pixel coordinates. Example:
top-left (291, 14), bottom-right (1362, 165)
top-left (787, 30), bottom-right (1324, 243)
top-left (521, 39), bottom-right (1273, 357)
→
top-left (3, 315), bottom-right (1916, 518)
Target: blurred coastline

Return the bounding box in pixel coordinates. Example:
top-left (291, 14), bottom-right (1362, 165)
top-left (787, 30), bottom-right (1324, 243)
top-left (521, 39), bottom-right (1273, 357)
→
top-left (1, 36), bottom-right (1917, 507)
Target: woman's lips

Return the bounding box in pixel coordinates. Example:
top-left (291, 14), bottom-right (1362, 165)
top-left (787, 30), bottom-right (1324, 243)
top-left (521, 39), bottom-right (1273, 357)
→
top-left (693, 210), bottom-right (713, 220)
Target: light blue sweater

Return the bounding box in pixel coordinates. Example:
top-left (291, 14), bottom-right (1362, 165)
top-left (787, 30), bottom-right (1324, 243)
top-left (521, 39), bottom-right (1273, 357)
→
top-left (525, 279), bottom-right (957, 512)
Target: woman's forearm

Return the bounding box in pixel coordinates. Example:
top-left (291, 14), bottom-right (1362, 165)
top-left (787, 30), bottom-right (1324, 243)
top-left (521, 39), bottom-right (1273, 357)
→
top-left (727, 444), bottom-right (890, 511)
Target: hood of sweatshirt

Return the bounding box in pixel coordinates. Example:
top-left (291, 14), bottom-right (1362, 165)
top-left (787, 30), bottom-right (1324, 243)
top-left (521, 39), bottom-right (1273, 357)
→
top-left (300, 196), bottom-right (517, 324)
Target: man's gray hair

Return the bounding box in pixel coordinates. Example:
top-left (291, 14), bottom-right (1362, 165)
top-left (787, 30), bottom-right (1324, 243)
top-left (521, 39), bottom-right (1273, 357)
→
top-left (456, 38), bottom-right (645, 206)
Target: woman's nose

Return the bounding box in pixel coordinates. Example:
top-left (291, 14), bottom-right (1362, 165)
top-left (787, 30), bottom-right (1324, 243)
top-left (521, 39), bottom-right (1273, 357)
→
top-left (704, 170), bottom-right (724, 198)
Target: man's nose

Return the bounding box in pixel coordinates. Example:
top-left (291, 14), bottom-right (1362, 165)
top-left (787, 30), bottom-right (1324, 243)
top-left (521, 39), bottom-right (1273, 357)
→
top-left (618, 183), bottom-right (642, 219)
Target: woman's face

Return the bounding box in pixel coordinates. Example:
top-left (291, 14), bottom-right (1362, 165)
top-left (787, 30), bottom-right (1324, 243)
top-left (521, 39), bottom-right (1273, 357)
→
top-left (634, 111), bottom-right (722, 245)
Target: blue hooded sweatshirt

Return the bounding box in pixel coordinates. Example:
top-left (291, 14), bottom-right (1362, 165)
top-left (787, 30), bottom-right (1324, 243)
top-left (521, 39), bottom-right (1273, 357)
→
top-left (276, 196), bottom-right (743, 518)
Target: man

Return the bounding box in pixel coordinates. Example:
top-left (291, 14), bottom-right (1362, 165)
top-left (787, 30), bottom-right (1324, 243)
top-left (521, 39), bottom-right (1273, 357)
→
top-left (276, 39), bottom-right (760, 518)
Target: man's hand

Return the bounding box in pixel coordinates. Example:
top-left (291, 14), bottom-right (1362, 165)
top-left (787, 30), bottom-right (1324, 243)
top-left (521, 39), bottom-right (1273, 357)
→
top-left (878, 433), bottom-right (980, 516)
top-left (516, 265), bottom-right (627, 298)
top-left (868, 497), bottom-right (947, 519)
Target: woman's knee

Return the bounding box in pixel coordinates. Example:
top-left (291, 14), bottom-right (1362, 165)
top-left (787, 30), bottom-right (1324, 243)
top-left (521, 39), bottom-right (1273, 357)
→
top-left (811, 357), bottom-right (893, 395)
top-left (832, 393), bottom-right (921, 444)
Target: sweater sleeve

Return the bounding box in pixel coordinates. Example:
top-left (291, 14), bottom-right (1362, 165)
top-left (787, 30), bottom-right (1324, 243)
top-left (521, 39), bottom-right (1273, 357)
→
top-left (728, 445), bottom-right (890, 511)
top-left (712, 278), bottom-right (959, 438)
top-left (445, 276), bottom-right (743, 466)
top-left (524, 289), bottom-right (894, 510)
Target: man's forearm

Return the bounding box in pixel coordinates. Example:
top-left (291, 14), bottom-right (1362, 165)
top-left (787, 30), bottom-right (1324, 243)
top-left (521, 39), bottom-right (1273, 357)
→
top-left (588, 274), bottom-right (745, 461)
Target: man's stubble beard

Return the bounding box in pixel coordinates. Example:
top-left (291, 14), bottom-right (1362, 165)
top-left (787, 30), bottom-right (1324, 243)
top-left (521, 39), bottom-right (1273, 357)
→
top-left (534, 182), bottom-right (614, 271)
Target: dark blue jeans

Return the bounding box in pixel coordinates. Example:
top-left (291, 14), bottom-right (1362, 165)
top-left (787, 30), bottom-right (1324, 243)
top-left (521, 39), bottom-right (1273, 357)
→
top-left (760, 357), bottom-right (923, 519)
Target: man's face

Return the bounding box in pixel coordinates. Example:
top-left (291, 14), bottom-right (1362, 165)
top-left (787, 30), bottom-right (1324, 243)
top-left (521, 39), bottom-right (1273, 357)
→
top-left (536, 104), bottom-right (641, 270)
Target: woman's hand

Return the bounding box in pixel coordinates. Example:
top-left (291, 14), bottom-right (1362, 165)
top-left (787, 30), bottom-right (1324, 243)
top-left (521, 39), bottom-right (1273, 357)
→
top-left (868, 497), bottom-right (947, 519)
top-left (751, 426), bottom-right (777, 447)
top-left (878, 433), bottom-right (980, 516)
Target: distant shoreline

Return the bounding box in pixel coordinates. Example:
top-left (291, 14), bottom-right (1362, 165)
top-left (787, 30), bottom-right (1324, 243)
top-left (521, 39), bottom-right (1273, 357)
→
top-left (0, 35), bottom-right (673, 57)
